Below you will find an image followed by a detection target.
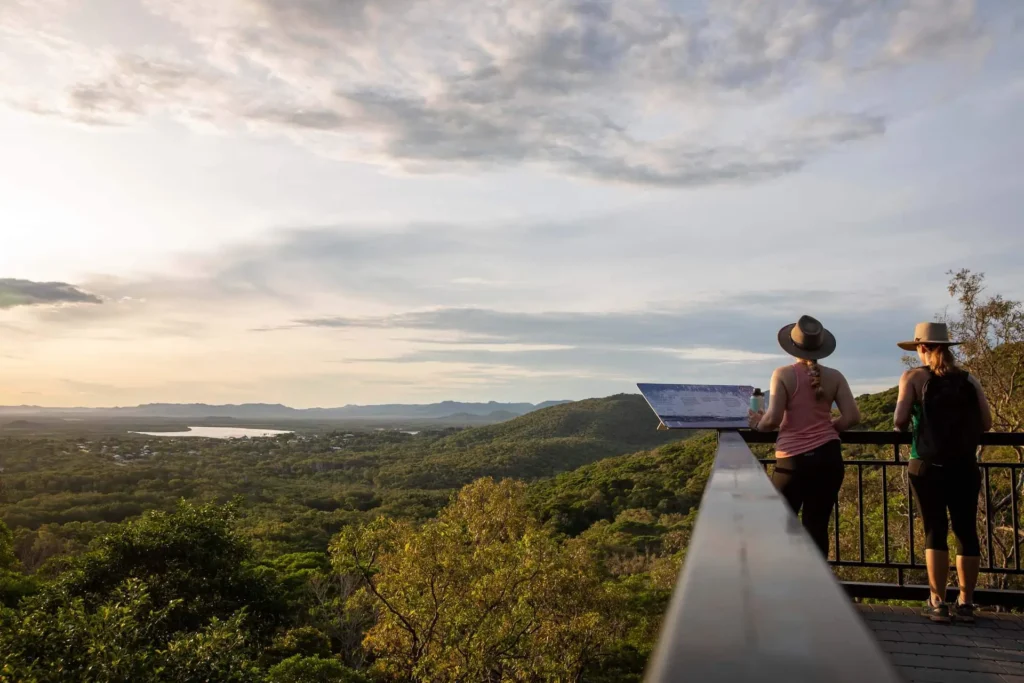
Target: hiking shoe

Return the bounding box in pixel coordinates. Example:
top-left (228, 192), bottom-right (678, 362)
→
top-left (954, 601), bottom-right (976, 623)
top-left (922, 598), bottom-right (952, 623)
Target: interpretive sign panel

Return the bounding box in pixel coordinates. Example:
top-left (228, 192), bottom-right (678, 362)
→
top-left (637, 383), bottom-right (754, 430)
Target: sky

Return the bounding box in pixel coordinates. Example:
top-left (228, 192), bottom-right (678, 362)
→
top-left (1, 0), bottom-right (1023, 408)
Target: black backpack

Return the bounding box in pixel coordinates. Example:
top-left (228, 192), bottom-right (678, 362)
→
top-left (917, 369), bottom-right (983, 466)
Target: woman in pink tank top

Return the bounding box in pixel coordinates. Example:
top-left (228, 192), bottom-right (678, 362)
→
top-left (748, 315), bottom-right (861, 557)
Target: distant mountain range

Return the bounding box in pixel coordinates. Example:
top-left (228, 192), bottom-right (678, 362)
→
top-left (0, 400), bottom-right (572, 421)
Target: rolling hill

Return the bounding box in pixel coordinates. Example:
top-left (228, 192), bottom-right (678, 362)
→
top-left (854, 387), bottom-right (899, 430)
top-left (528, 432), bottom-right (718, 536)
top-left (374, 394), bottom-right (683, 488)
top-left (433, 394), bottom-right (675, 447)
top-left (0, 399), bottom-right (572, 422)
top-left (527, 385), bottom-right (903, 536)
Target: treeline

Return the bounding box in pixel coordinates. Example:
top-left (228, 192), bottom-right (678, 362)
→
top-left (0, 395), bottom-right (691, 680)
top-left (0, 476), bottom-right (690, 682)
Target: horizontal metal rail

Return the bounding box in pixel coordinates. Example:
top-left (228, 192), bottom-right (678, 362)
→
top-left (746, 431), bottom-right (1024, 607)
top-left (644, 432), bottom-right (901, 683)
top-left (742, 430), bottom-right (1024, 446)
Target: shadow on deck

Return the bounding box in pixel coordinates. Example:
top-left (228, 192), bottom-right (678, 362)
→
top-left (858, 604), bottom-right (1024, 682)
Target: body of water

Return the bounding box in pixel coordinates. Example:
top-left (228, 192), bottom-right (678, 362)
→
top-left (130, 427), bottom-right (293, 439)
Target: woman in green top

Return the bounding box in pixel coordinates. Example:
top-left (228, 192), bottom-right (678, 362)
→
top-left (895, 323), bottom-right (992, 623)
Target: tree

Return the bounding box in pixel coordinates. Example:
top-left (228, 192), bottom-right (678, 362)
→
top-left (160, 612), bottom-right (264, 683)
top-left (49, 500), bottom-right (286, 638)
top-left (331, 478), bottom-right (625, 682)
top-left (0, 519), bottom-right (36, 607)
top-left (0, 520), bottom-right (16, 571)
top-left (945, 269), bottom-right (1024, 440)
top-left (0, 579), bottom-right (262, 683)
top-left (266, 655), bottom-right (370, 683)
top-left (938, 270), bottom-right (1024, 581)
top-left (265, 626), bottom-right (333, 662)
top-left (2, 579), bottom-right (168, 682)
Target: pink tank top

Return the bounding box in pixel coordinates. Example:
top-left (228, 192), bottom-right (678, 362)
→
top-left (775, 363), bottom-right (839, 458)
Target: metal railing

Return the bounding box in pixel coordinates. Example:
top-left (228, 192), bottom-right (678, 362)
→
top-left (744, 431), bottom-right (1024, 607)
top-left (644, 432), bottom-right (902, 683)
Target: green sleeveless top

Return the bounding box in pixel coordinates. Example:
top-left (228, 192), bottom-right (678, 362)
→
top-left (909, 402), bottom-right (923, 460)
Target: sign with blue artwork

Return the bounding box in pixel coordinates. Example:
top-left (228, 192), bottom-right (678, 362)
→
top-left (637, 383), bottom-right (755, 430)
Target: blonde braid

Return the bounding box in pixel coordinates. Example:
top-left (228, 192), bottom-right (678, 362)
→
top-left (800, 359), bottom-right (825, 402)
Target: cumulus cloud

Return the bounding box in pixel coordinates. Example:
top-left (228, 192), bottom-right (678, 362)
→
top-left (0, 278), bottom-right (103, 309)
top-left (1, 0), bottom-right (999, 186)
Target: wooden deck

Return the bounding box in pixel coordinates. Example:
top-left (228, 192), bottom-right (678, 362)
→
top-left (858, 604), bottom-right (1024, 682)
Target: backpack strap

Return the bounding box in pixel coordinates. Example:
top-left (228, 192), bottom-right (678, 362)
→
top-left (917, 366), bottom-right (933, 404)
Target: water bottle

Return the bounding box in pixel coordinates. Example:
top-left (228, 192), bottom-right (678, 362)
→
top-left (750, 388), bottom-right (765, 413)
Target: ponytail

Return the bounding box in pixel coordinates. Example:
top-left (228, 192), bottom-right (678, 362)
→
top-left (920, 344), bottom-right (958, 377)
top-left (800, 359), bottom-right (825, 402)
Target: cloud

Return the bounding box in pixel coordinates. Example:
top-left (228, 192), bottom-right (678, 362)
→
top-left (11, 53), bottom-right (230, 126)
top-left (33, 202), bottom-right (978, 339)
top-left (287, 292), bottom-right (934, 386)
top-left (74, 206), bottom-right (975, 317)
top-left (61, 378), bottom-right (125, 395)
top-left (0, 278), bottom-right (103, 309)
top-left (290, 303), bottom-right (914, 354)
top-left (6, 217), bottom-right (997, 403)
top-left (333, 344), bottom-right (790, 388)
top-left (2, 217), bottom-right (936, 396)
top-left (2, 0), bottom-right (999, 186)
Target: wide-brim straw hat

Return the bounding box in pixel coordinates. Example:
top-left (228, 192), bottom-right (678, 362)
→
top-left (897, 322), bottom-right (962, 351)
top-left (777, 315), bottom-right (837, 361)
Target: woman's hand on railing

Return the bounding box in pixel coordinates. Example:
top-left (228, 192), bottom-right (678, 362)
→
top-left (748, 410), bottom-right (764, 430)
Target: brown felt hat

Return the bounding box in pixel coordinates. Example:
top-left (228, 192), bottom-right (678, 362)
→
top-left (897, 322), bottom-right (961, 351)
top-left (777, 315), bottom-right (836, 361)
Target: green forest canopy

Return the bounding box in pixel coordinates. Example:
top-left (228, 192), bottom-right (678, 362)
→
top-left (0, 385), bottom-right (913, 682)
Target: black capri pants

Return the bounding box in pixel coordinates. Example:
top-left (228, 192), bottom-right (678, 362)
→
top-left (909, 462), bottom-right (982, 556)
top-left (771, 439), bottom-right (845, 557)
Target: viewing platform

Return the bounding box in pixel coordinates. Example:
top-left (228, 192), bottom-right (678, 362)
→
top-left (645, 430), bottom-right (1024, 683)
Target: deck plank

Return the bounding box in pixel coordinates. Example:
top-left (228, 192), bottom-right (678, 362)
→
top-left (857, 605), bottom-right (1024, 683)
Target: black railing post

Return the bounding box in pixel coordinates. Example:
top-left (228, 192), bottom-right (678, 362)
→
top-left (882, 463), bottom-right (890, 566)
top-left (1013, 465), bottom-right (1020, 571)
top-left (907, 470), bottom-right (915, 567)
top-left (858, 464), bottom-right (865, 564)
top-left (740, 431), bottom-right (1024, 607)
top-left (985, 467), bottom-right (994, 570)
top-left (834, 493), bottom-right (841, 562)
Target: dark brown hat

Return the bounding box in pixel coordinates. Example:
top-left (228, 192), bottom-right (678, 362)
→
top-left (777, 315), bottom-right (837, 361)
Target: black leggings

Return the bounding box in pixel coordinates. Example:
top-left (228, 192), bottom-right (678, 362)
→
top-left (909, 463), bottom-right (982, 556)
top-left (771, 440), bottom-right (845, 557)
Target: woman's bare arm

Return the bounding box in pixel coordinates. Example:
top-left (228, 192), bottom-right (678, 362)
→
top-left (969, 374), bottom-right (993, 432)
top-left (894, 370), bottom-right (916, 432)
top-left (831, 372), bottom-right (861, 432)
top-left (754, 367), bottom-right (788, 431)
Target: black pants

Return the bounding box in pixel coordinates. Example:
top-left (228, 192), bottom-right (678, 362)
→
top-left (771, 440), bottom-right (845, 557)
top-left (909, 462), bottom-right (982, 556)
